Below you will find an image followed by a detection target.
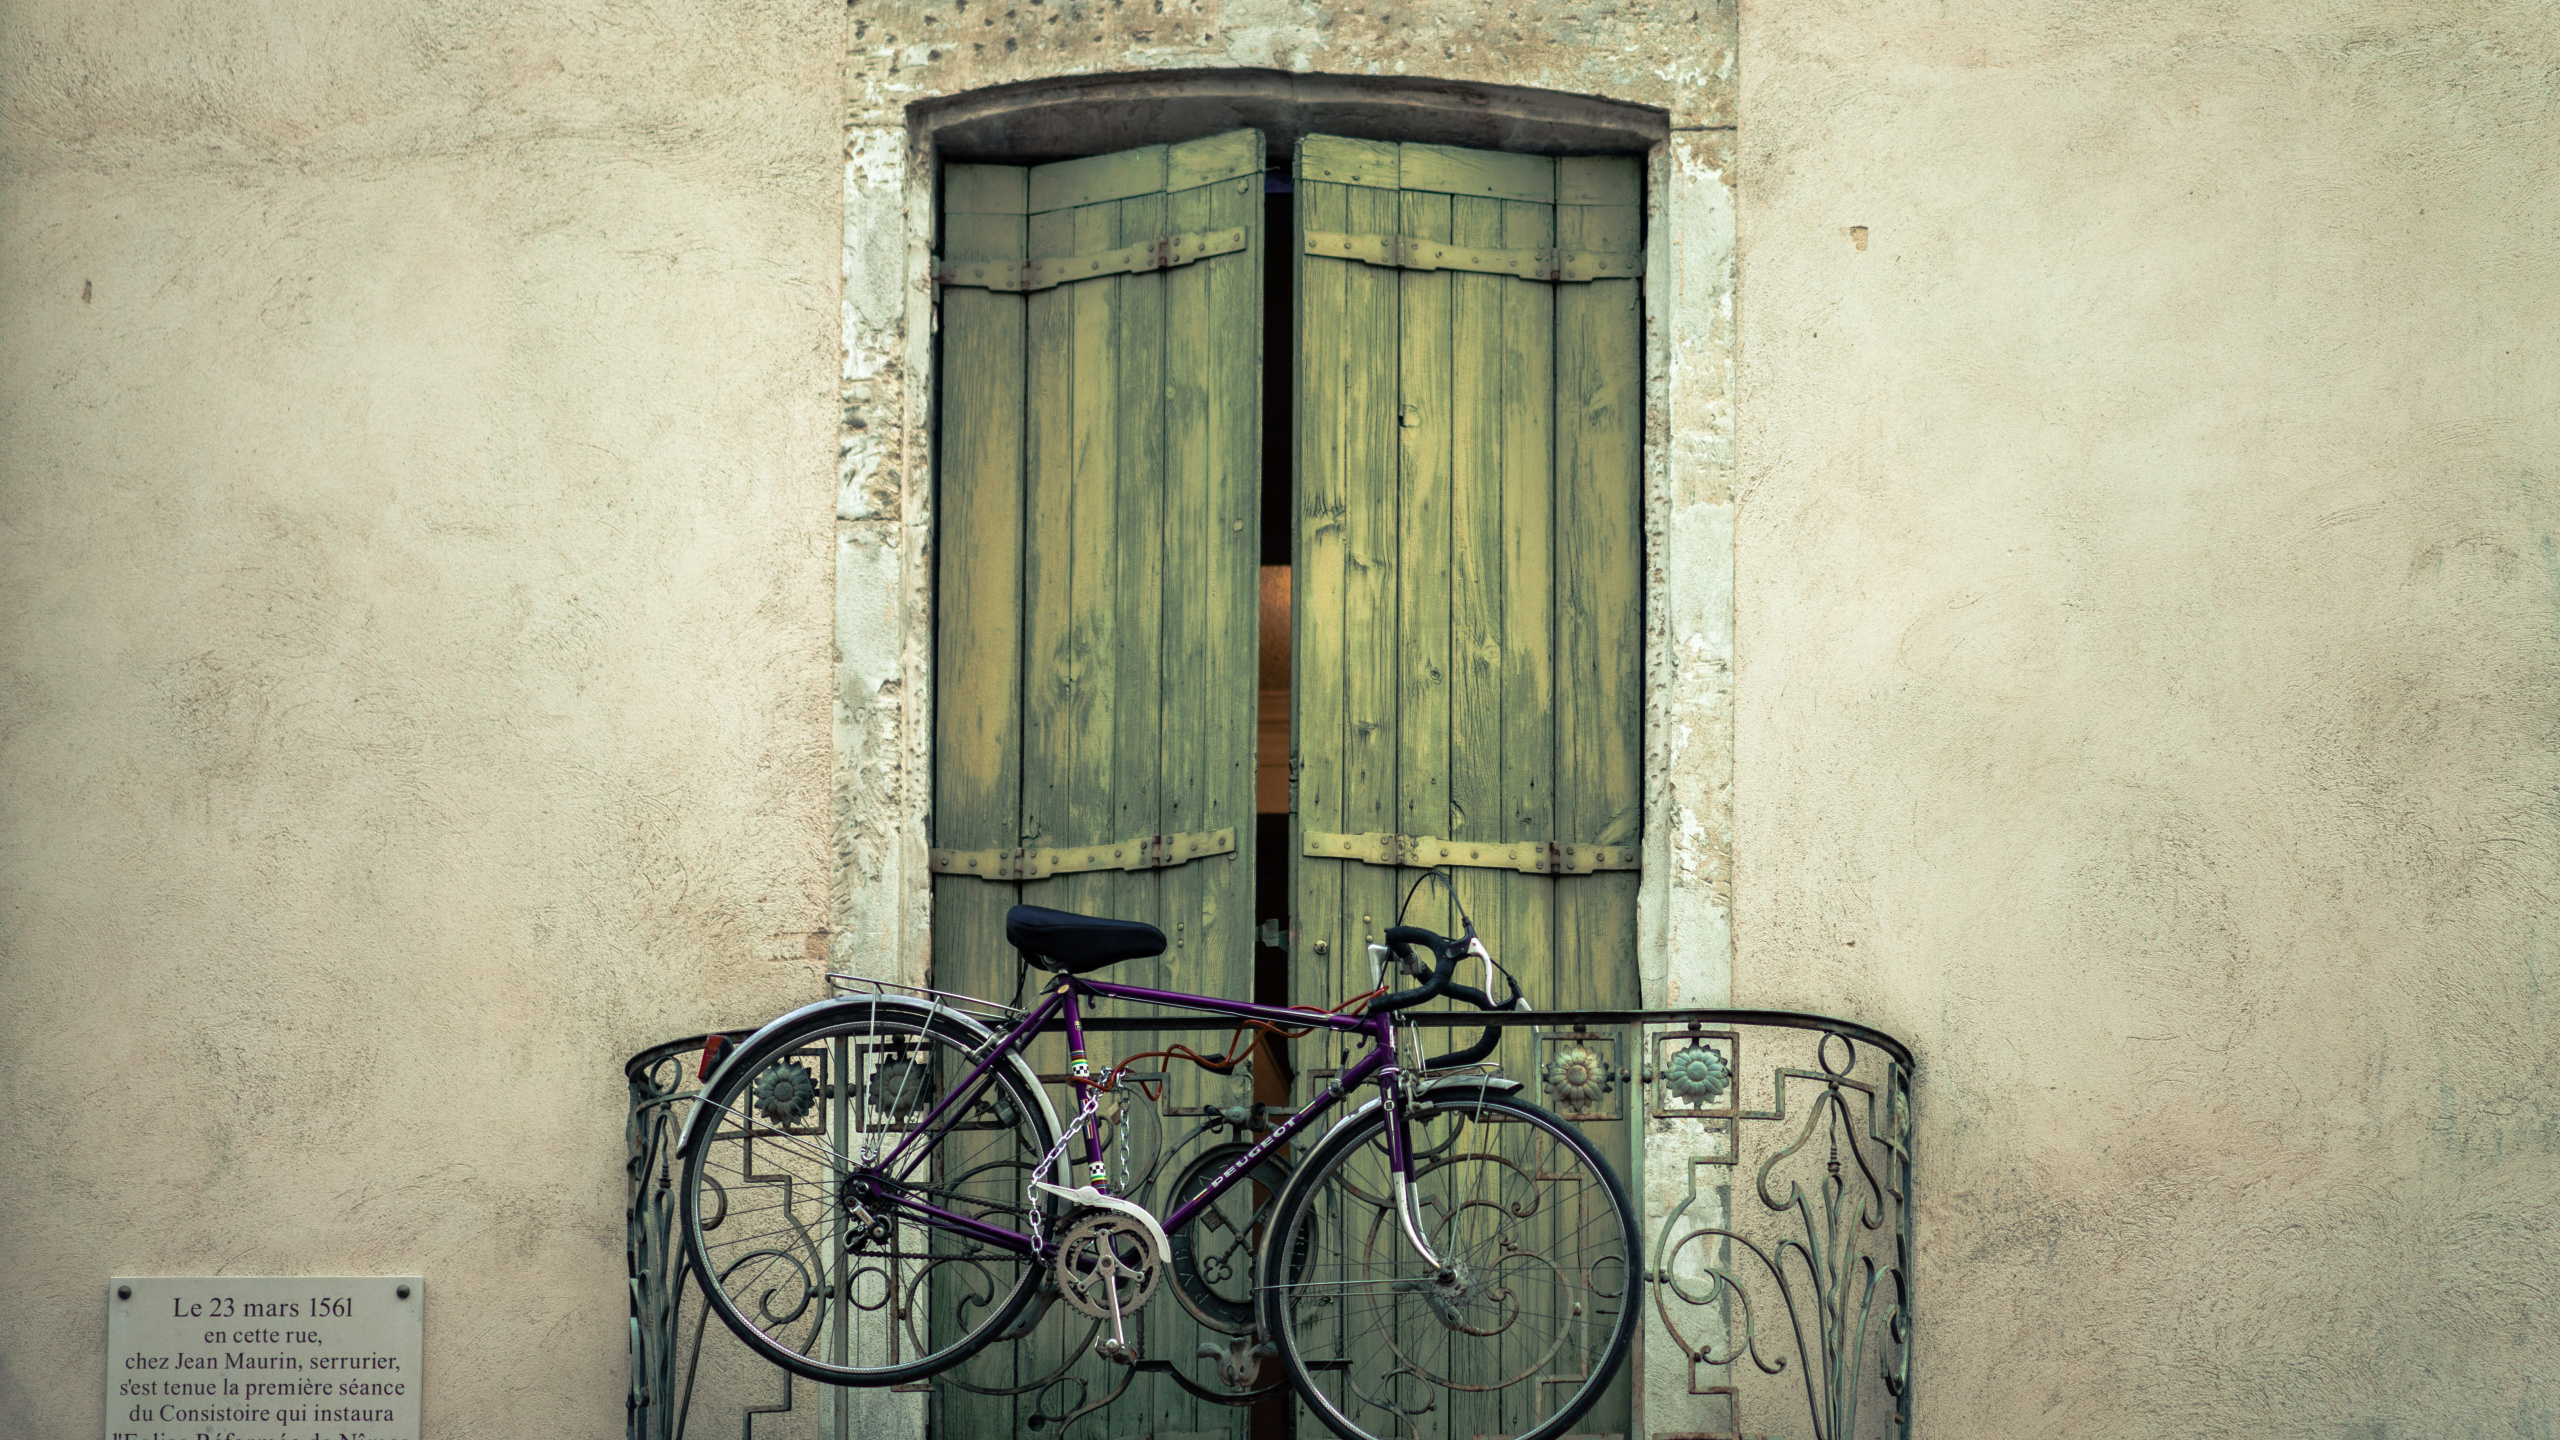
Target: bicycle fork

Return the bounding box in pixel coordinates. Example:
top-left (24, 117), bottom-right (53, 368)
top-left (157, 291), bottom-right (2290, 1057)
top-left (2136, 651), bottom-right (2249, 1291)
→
top-left (1382, 1075), bottom-right (1450, 1275)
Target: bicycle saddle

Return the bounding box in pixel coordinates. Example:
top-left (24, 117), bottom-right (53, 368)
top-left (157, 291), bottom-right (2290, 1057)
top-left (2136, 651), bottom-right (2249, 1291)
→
top-left (1006, 904), bottom-right (1169, 973)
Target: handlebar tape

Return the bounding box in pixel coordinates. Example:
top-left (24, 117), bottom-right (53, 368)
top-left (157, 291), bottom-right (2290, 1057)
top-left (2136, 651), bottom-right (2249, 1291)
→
top-left (1367, 926), bottom-right (1467, 1015)
top-left (1368, 926), bottom-right (1527, 1069)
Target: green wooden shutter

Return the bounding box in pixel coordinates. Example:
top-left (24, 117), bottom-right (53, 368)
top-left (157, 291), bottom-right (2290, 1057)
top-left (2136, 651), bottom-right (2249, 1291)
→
top-left (1292, 131), bottom-right (1645, 1440)
top-left (1292, 135), bottom-right (1643, 1018)
top-left (934, 129), bottom-right (1263, 998)
top-left (932, 131), bottom-right (1264, 1438)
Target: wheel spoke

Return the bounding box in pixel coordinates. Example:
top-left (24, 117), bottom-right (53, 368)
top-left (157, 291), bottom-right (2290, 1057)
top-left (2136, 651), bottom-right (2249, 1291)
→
top-left (1264, 1093), bottom-right (1636, 1440)
top-left (680, 1012), bottom-right (1053, 1386)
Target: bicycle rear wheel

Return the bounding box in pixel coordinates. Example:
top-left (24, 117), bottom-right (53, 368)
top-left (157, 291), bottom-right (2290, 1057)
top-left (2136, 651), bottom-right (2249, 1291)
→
top-left (678, 1004), bottom-right (1057, 1386)
top-left (1257, 1087), bottom-right (1640, 1440)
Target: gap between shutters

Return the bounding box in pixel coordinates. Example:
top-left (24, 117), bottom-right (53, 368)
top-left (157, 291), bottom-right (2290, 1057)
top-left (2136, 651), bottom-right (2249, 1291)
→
top-left (1301, 830), bottom-right (1638, 874)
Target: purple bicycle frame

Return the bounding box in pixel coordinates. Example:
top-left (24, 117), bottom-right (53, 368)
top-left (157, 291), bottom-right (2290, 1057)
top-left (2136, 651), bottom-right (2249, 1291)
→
top-left (868, 975), bottom-right (1410, 1258)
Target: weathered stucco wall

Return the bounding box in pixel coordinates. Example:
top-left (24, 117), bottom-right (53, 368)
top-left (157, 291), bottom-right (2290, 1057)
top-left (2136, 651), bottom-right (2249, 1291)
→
top-left (6, 0), bottom-right (2555, 1436)
top-left (0, 2), bottom-right (845, 1433)
top-left (1736, 4), bottom-right (2560, 1435)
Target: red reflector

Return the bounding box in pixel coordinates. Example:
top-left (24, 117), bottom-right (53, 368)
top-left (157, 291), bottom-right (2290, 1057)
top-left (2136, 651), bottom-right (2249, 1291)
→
top-left (698, 1034), bottom-right (732, 1080)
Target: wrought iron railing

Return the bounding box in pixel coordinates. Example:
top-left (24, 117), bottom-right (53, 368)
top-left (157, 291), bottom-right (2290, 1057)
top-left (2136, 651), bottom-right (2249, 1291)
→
top-left (628, 1007), bottom-right (1913, 1440)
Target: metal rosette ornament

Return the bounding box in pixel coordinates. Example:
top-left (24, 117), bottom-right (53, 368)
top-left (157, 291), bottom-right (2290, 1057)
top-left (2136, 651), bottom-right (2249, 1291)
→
top-left (867, 1055), bottom-right (940, 1119)
top-left (1542, 1041), bottom-right (1617, 1112)
top-left (752, 1061), bottom-right (819, 1125)
top-left (1661, 1041), bottom-right (1731, 1106)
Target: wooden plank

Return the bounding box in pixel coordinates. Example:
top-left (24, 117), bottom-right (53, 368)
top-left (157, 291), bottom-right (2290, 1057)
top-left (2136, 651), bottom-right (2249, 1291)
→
top-left (1161, 164), bottom-right (1217, 1076)
top-left (1016, 201), bottom-right (1083, 1377)
top-left (1553, 203), bottom-right (1641, 1440)
top-left (1446, 190), bottom-right (1507, 952)
top-left (1336, 171), bottom-right (1403, 1025)
top-left (1496, 189), bottom-right (1559, 1013)
top-left (1112, 184), bottom-right (1168, 992)
top-left (1444, 188), bottom-right (1552, 1055)
top-left (1028, 142), bottom-right (1167, 215)
top-left (1396, 139), bottom-right (1555, 203)
top-left (1032, 169), bottom-right (1148, 1437)
top-left (931, 188), bottom-right (1026, 1009)
top-left (1395, 186), bottom-right (1455, 940)
top-left (1292, 171), bottom-right (1351, 1037)
top-left (1052, 193), bottom-right (1126, 936)
top-left (1196, 152), bottom-right (1262, 1046)
top-left (1566, 205), bottom-right (1645, 256)
top-left (1017, 201), bottom-right (1089, 1433)
top-left (1156, 136), bottom-right (1261, 1440)
top-left (1557, 152), bottom-right (1644, 207)
top-left (1020, 198), bottom-right (1079, 928)
top-left (1298, 133), bottom-right (1399, 191)
top-left (1205, 158), bottom-right (1260, 1014)
top-left (1440, 164), bottom-right (1535, 1440)
top-left (931, 167), bottom-right (1027, 1440)
top-left (943, 161), bottom-right (1027, 215)
top-left (1554, 159), bottom-right (1644, 1019)
top-left (1165, 126), bottom-right (1264, 191)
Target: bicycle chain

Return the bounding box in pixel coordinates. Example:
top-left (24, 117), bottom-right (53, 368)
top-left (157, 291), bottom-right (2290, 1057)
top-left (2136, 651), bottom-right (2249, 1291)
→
top-left (1117, 1089), bottom-right (1134, 1189)
top-left (1027, 1087), bottom-right (1102, 1216)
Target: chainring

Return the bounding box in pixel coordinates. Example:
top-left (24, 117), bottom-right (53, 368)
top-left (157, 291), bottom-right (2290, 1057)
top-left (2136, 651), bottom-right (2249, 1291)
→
top-left (1053, 1210), bottom-right (1163, 1323)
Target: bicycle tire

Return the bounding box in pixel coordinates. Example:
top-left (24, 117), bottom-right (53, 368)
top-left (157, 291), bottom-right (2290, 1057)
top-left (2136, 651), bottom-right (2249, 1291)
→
top-left (1255, 1087), bottom-right (1640, 1440)
top-left (679, 1004), bottom-right (1057, 1386)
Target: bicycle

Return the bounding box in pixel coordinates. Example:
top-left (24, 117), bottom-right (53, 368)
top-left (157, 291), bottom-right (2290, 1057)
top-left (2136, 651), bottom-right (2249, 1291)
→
top-left (675, 889), bottom-right (1640, 1440)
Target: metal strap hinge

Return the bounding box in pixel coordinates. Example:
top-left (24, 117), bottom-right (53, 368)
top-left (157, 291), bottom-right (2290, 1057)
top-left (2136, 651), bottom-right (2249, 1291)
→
top-left (1301, 831), bottom-right (1638, 875)
top-left (1300, 230), bottom-right (1643, 283)
top-left (931, 827), bottom-right (1238, 882)
top-left (935, 227), bottom-right (1250, 294)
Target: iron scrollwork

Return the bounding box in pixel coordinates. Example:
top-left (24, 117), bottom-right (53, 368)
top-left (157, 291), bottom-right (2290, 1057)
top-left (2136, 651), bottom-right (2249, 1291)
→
top-left (629, 1010), bottom-right (1915, 1440)
top-left (1646, 1024), bottom-right (1915, 1440)
top-left (628, 1031), bottom-right (811, 1440)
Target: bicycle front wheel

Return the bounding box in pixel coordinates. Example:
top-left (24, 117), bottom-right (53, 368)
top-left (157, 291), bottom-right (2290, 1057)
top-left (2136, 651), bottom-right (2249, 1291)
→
top-left (1257, 1087), bottom-right (1640, 1440)
top-left (678, 1004), bottom-right (1056, 1386)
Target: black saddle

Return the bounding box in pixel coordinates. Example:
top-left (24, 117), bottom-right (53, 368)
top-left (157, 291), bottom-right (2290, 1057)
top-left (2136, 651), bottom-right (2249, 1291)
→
top-left (1006, 904), bottom-right (1168, 974)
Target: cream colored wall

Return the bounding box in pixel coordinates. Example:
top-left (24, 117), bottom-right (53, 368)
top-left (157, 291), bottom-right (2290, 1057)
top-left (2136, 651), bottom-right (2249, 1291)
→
top-left (1736, 3), bottom-right (2560, 1435)
top-left (6, 0), bottom-right (2554, 1436)
top-left (0, 1), bottom-right (845, 1434)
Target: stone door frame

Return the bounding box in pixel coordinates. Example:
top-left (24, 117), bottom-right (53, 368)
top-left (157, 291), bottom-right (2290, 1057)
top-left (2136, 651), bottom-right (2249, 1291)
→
top-left (833, 70), bottom-right (1734, 1019)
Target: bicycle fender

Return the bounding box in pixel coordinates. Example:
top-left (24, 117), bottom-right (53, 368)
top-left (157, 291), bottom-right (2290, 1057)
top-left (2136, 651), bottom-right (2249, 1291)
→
top-left (1032, 1182), bottom-right (1174, 1265)
top-left (674, 994), bottom-right (1065, 1171)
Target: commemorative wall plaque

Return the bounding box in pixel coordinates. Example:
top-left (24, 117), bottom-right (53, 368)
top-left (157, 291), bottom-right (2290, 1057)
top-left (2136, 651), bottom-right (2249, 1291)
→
top-left (107, 1276), bottom-right (422, 1440)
